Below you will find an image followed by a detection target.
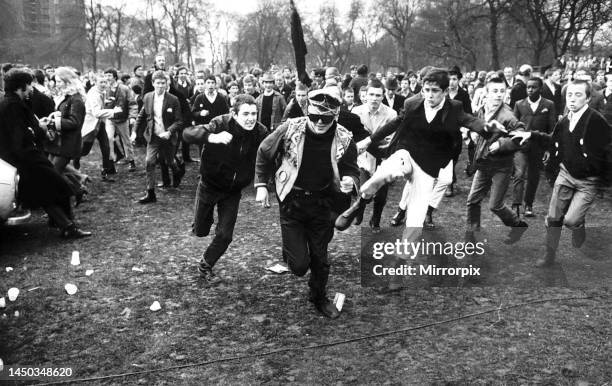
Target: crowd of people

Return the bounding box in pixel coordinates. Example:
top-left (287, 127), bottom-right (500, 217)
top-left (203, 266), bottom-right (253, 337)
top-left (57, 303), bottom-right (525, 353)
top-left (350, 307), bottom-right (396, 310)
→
top-left (1, 52), bottom-right (611, 318)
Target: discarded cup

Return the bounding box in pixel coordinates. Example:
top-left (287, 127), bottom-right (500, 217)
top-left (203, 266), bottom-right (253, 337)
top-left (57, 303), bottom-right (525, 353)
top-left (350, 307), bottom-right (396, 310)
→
top-left (71, 251), bottom-right (80, 266)
top-left (333, 292), bottom-right (345, 312)
top-left (64, 283), bottom-right (78, 295)
top-left (85, 270), bottom-right (94, 276)
top-left (0, 297), bottom-right (5, 308)
top-left (150, 301), bottom-right (161, 311)
top-left (8, 288), bottom-right (19, 302)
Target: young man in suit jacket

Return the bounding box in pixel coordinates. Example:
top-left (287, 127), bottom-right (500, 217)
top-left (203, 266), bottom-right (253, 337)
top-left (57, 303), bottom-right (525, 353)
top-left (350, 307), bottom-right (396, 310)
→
top-left (542, 68), bottom-right (563, 118)
top-left (135, 71), bottom-right (184, 203)
top-left (512, 77), bottom-right (557, 217)
top-left (382, 77), bottom-right (406, 115)
top-left (512, 80), bottom-right (612, 267)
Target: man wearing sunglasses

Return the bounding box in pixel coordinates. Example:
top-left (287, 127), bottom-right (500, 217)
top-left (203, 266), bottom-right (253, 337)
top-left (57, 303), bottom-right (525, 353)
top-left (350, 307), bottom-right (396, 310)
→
top-left (254, 87), bottom-right (360, 319)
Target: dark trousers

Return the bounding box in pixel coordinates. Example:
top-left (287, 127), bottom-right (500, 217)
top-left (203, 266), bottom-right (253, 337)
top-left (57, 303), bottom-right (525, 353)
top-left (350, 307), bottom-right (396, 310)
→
top-left (279, 193), bottom-right (333, 301)
top-left (466, 165), bottom-right (520, 231)
top-left (193, 180), bottom-right (241, 267)
top-left (512, 146), bottom-right (545, 207)
top-left (359, 168), bottom-right (389, 226)
top-left (81, 123), bottom-right (113, 171)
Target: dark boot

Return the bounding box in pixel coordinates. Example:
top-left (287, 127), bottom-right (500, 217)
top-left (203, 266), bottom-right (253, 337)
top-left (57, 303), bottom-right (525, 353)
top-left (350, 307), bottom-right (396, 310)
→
top-left (571, 226), bottom-right (586, 248)
top-left (524, 205), bottom-right (534, 217)
top-left (504, 220), bottom-right (529, 245)
top-left (172, 162), bottom-right (186, 188)
top-left (535, 220), bottom-right (562, 267)
top-left (390, 208), bottom-right (406, 227)
top-left (335, 197), bottom-right (370, 231)
top-left (444, 184), bottom-right (455, 197)
top-left (423, 206), bottom-right (435, 230)
top-left (466, 204), bottom-right (481, 232)
top-left (198, 260), bottom-right (222, 285)
top-left (138, 189), bottom-right (157, 204)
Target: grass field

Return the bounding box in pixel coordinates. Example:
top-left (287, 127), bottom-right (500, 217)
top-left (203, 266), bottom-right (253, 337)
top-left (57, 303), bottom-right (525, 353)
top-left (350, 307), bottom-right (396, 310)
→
top-left (1, 145), bottom-right (610, 384)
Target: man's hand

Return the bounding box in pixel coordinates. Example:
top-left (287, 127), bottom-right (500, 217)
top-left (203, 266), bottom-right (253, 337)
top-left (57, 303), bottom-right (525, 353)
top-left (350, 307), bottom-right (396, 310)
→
top-left (129, 117), bottom-right (136, 127)
top-left (208, 131), bottom-right (233, 145)
top-left (255, 186), bottom-right (270, 208)
top-left (199, 109), bottom-right (209, 117)
top-left (339, 176), bottom-right (354, 193)
top-left (510, 131), bottom-right (532, 146)
top-left (113, 106), bottom-right (123, 114)
top-left (49, 111), bottom-right (61, 120)
top-left (485, 120), bottom-right (508, 134)
top-left (356, 138), bottom-right (371, 154)
top-left (488, 141), bottom-right (500, 153)
top-left (158, 131), bottom-right (171, 140)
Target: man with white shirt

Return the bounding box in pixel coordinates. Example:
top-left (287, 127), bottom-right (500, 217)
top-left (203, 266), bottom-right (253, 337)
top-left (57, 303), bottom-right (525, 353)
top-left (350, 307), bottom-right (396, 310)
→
top-left (134, 70), bottom-right (184, 204)
top-left (351, 79), bottom-right (397, 232)
top-left (512, 80), bottom-right (612, 266)
top-left (336, 69), bottom-right (504, 252)
top-left (512, 77), bottom-right (556, 217)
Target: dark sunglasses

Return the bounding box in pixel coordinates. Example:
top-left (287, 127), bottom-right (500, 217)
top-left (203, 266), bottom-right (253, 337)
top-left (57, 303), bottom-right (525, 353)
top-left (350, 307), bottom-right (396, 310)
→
top-left (308, 114), bottom-right (335, 124)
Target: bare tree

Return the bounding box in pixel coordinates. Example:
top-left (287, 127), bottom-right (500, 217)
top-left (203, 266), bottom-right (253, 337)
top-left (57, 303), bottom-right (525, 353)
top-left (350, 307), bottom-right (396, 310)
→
top-left (103, 5), bottom-right (129, 69)
top-left (374, 0), bottom-right (420, 71)
top-left (84, 0), bottom-right (105, 70)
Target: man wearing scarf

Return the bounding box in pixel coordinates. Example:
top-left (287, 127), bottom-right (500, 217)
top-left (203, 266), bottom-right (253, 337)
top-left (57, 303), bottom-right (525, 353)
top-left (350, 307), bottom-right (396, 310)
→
top-left (254, 88), bottom-right (360, 318)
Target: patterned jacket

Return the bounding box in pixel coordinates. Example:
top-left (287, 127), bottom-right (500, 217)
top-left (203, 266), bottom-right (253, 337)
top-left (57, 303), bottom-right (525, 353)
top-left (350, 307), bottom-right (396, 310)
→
top-left (254, 117), bottom-right (360, 202)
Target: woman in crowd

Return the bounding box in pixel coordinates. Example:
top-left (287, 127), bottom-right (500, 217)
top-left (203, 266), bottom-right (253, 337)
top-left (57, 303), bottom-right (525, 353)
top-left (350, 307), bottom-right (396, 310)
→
top-left (44, 67), bottom-right (89, 205)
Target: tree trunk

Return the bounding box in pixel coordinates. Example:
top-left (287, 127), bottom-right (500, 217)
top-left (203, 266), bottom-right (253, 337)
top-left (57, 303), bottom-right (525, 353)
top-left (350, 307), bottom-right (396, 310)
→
top-left (488, 3), bottom-right (500, 70)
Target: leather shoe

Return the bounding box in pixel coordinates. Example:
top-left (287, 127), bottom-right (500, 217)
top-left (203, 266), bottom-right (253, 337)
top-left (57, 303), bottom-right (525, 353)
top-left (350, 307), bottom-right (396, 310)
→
top-left (198, 262), bottom-right (222, 285)
top-left (524, 206), bottom-right (534, 217)
top-left (138, 190), bottom-right (157, 204)
top-left (504, 221), bottom-right (528, 244)
top-left (314, 298), bottom-right (340, 319)
top-left (390, 208), bottom-right (405, 227)
top-left (423, 212), bottom-right (435, 230)
top-left (335, 197), bottom-right (369, 231)
top-left (61, 224), bottom-right (92, 239)
top-left (369, 220), bottom-right (381, 234)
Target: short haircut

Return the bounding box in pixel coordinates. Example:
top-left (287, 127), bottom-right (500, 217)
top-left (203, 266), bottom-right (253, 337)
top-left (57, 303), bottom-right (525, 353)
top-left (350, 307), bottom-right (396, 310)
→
top-left (350, 65), bottom-right (357, 71)
top-left (527, 77), bottom-right (543, 88)
top-left (177, 66), bottom-right (188, 73)
top-left (205, 75), bottom-right (216, 83)
top-left (104, 68), bottom-right (118, 80)
top-left (448, 66), bottom-right (462, 80)
top-left (342, 87), bottom-right (354, 95)
top-left (295, 83), bottom-right (309, 92)
top-left (33, 69), bottom-right (46, 85)
top-left (43, 64), bottom-right (53, 70)
top-left (120, 74), bottom-right (131, 83)
top-left (359, 85), bottom-right (368, 93)
top-left (151, 70), bottom-right (167, 83)
top-left (357, 64), bottom-right (368, 76)
top-left (227, 81), bottom-right (238, 89)
top-left (485, 75), bottom-right (506, 90)
top-left (2, 63), bottom-right (14, 73)
top-left (367, 78), bottom-right (385, 91)
top-left (568, 79), bottom-right (591, 98)
top-left (232, 94), bottom-right (257, 114)
top-left (3, 68), bottom-right (34, 93)
top-left (133, 65), bottom-right (143, 74)
top-left (422, 68), bottom-right (450, 90)
top-left (242, 74), bottom-right (255, 85)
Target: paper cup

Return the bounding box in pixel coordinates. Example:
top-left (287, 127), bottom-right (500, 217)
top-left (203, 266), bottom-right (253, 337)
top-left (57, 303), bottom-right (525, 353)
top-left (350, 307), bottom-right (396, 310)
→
top-left (150, 301), bottom-right (161, 312)
top-left (65, 284), bottom-right (78, 295)
top-left (8, 288), bottom-right (19, 302)
top-left (71, 251), bottom-right (80, 266)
